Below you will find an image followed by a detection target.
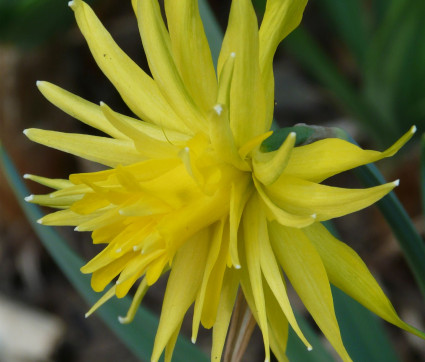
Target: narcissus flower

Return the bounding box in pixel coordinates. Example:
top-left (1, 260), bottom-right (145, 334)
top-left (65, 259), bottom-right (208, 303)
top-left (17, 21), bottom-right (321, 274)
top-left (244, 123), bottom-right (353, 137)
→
top-left (24, 0), bottom-right (424, 361)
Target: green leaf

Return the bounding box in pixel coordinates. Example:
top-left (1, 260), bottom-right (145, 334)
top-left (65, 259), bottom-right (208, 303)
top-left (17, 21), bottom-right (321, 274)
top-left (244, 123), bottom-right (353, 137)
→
top-left (0, 143), bottom-right (208, 362)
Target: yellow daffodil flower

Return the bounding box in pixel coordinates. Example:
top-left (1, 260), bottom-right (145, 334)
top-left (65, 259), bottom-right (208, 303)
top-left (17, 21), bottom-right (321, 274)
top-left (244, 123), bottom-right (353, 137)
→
top-left (24, 0), bottom-right (424, 361)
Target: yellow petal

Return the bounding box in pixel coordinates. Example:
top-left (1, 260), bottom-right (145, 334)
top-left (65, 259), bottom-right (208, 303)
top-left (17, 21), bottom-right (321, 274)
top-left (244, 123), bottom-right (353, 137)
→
top-left (85, 285), bottom-right (116, 318)
top-left (211, 268), bottom-right (239, 361)
top-left (266, 175), bottom-right (398, 221)
top-left (209, 104), bottom-right (250, 171)
top-left (263, 283), bottom-right (290, 362)
top-left (37, 81), bottom-right (125, 139)
top-left (24, 128), bottom-right (142, 167)
top-left (269, 223), bottom-right (351, 361)
top-left (218, 0), bottom-right (268, 147)
top-left (164, 0), bottom-right (217, 112)
top-left (136, 0), bottom-right (205, 132)
top-left (216, 52), bottom-right (236, 106)
top-left (284, 126), bottom-right (416, 182)
top-left (91, 252), bottom-right (135, 292)
top-left (253, 132), bottom-right (296, 185)
top-left (100, 102), bottom-right (179, 159)
top-left (259, 220), bottom-right (311, 350)
top-left (229, 177), bottom-right (253, 268)
top-left (304, 223), bottom-right (425, 339)
top-left (165, 321), bottom-right (183, 362)
top-left (192, 221), bottom-right (224, 342)
top-left (254, 177), bottom-right (316, 228)
top-left (69, 0), bottom-right (187, 132)
top-left (242, 194), bottom-right (270, 362)
top-left (118, 278), bottom-right (149, 324)
top-left (23, 174), bottom-right (72, 190)
top-left (151, 229), bottom-right (210, 362)
top-left (25, 193), bottom-right (82, 209)
top-left (259, 0), bottom-right (308, 126)
top-left (38, 208), bottom-right (96, 226)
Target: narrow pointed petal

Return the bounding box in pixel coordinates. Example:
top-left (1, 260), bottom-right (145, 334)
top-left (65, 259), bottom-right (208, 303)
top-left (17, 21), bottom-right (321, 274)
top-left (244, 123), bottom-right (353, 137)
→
top-left (259, 0), bottom-right (308, 125)
top-left (284, 126), bottom-right (416, 182)
top-left (136, 0), bottom-right (205, 131)
top-left (211, 268), bottom-right (240, 361)
top-left (269, 223), bottom-right (351, 361)
top-left (243, 195), bottom-right (271, 362)
top-left (164, 321), bottom-right (183, 362)
top-left (118, 278), bottom-right (149, 324)
top-left (209, 105), bottom-right (250, 171)
top-left (253, 132), bottom-right (296, 185)
top-left (26, 193), bottom-right (82, 208)
top-left (218, 0), bottom-right (267, 147)
top-left (229, 177), bottom-right (253, 268)
top-left (216, 52), bottom-right (236, 106)
top-left (304, 223), bottom-right (425, 339)
top-left (254, 177), bottom-right (316, 228)
top-left (164, 0), bottom-right (217, 112)
top-left (192, 222), bottom-right (224, 342)
top-left (266, 175), bottom-right (399, 221)
top-left (259, 222), bottom-right (311, 349)
top-left (69, 0), bottom-right (186, 132)
top-left (85, 285), bottom-right (116, 318)
top-left (37, 81), bottom-right (124, 139)
top-left (23, 174), bottom-right (72, 190)
top-left (100, 102), bottom-right (178, 159)
top-left (24, 128), bottom-right (143, 167)
top-left (151, 229), bottom-right (210, 361)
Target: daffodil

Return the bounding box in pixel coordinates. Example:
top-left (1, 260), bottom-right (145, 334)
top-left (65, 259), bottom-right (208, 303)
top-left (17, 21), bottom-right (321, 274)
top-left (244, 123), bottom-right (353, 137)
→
top-left (24, 0), bottom-right (424, 361)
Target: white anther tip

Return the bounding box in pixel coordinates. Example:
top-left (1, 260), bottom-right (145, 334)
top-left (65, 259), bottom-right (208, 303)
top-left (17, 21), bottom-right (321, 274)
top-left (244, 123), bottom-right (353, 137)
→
top-left (311, 213), bottom-right (317, 219)
top-left (411, 125), bottom-right (417, 133)
top-left (36, 80), bottom-right (43, 87)
top-left (235, 264), bottom-right (241, 270)
top-left (393, 179), bottom-right (400, 187)
top-left (307, 346), bottom-right (313, 351)
top-left (36, 218), bottom-right (43, 224)
top-left (24, 195), bottom-right (34, 202)
top-left (74, 226), bottom-right (80, 231)
top-left (23, 129), bottom-right (29, 136)
top-left (23, 174), bottom-right (31, 179)
top-left (213, 104), bottom-right (223, 116)
top-left (68, 1), bottom-right (75, 7)
top-left (230, 52), bottom-right (236, 58)
top-left (191, 337), bottom-right (196, 344)
top-left (133, 246), bottom-right (139, 251)
top-left (118, 316), bottom-right (126, 324)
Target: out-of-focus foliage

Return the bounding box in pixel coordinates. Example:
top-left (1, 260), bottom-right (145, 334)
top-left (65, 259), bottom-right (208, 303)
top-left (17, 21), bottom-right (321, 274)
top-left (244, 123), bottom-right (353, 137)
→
top-left (271, 0), bottom-right (425, 145)
top-left (0, 0), bottom-right (93, 48)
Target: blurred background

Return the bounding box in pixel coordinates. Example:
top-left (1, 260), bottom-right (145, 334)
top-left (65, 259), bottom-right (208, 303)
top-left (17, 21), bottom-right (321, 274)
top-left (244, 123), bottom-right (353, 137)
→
top-left (1, 0), bottom-right (425, 361)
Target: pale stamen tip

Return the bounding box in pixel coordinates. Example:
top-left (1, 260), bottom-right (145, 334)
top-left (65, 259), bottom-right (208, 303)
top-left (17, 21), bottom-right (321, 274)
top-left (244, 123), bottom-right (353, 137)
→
top-left (36, 219), bottom-right (43, 225)
top-left (133, 246), bottom-right (139, 251)
top-left (115, 248), bottom-right (122, 253)
top-left (115, 280), bottom-right (121, 285)
top-left (84, 313), bottom-right (89, 319)
top-left (235, 264), bottom-right (241, 270)
top-left (74, 226), bottom-right (80, 231)
top-left (68, 1), bottom-right (75, 7)
top-left (411, 125), bottom-right (417, 133)
top-left (23, 174), bottom-right (31, 179)
top-left (311, 213), bottom-right (317, 219)
top-left (184, 146), bottom-right (190, 152)
top-left (230, 52), bottom-right (236, 58)
top-left (307, 346), bottom-right (313, 351)
top-left (118, 316), bottom-right (126, 324)
top-left (24, 195), bottom-right (34, 202)
top-left (36, 80), bottom-right (43, 87)
top-left (23, 129), bottom-right (29, 136)
top-left (289, 132), bottom-right (296, 138)
top-left (393, 179), bottom-right (400, 187)
top-left (213, 104), bottom-right (223, 116)
top-left (99, 101), bottom-right (106, 106)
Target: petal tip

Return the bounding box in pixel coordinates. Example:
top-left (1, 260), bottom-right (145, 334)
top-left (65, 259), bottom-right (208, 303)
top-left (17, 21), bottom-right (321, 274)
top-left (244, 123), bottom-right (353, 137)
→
top-left (393, 179), bottom-right (400, 187)
top-left (411, 125), bottom-right (417, 134)
top-left (24, 195), bottom-right (34, 202)
top-left (23, 174), bottom-right (31, 179)
top-left (213, 104), bottom-right (223, 116)
top-left (307, 346), bottom-right (313, 351)
top-left (74, 226), bottom-right (80, 231)
top-left (68, 1), bottom-right (76, 8)
top-left (235, 264), bottom-right (241, 269)
top-left (36, 218), bottom-right (43, 224)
